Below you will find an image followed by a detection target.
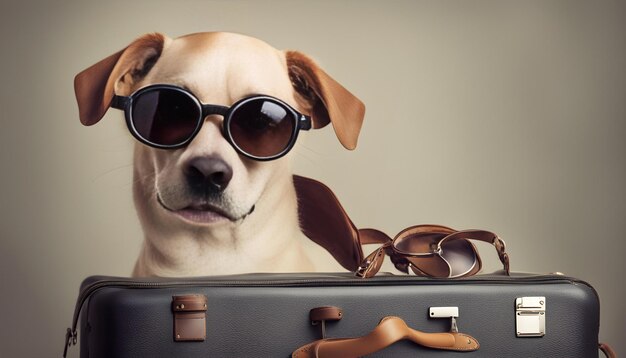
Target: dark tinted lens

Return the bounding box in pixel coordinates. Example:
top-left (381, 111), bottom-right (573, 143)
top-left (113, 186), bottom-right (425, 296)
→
top-left (132, 89), bottom-right (200, 146)
top-left (229, 99), bottom-right (295, 158)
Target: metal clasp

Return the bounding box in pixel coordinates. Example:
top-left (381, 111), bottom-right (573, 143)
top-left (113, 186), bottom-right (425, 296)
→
top-left (62, 328), bottom-right (77, 358)
top-left (310, 306), bottom-right (343, 339)
top-left (429, 306), bottom-right (459, 333)
top-left (515, 297), bottom-right (546, 337)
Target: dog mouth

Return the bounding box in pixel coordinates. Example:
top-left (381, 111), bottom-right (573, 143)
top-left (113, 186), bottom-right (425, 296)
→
top-left (156, 193), bottom-right (248, 224)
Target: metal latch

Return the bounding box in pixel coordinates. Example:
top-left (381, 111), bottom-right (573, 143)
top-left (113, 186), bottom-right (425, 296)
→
top-left (429, 306), bottom-right (459, 333)
top-left (515, 297), bottom-right (545, 337)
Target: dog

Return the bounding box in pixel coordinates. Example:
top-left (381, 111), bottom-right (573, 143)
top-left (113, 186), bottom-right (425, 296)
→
top-left (74, 32), bottom-right (365, 277)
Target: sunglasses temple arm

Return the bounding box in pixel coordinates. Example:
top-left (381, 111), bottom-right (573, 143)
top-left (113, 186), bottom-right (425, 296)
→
top-left (110, 95), bottom-right (130, 110)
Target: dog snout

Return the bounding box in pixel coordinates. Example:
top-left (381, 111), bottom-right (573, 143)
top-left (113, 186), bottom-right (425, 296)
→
top-left (184, 156), bottom-right (233, 192)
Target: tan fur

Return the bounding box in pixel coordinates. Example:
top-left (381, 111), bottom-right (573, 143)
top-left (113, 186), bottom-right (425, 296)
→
top-left (74, 32), bottom-right (364, 277)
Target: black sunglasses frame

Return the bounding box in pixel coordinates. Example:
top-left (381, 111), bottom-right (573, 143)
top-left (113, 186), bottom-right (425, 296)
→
top-left (110, 84), bottom-right (312, 161)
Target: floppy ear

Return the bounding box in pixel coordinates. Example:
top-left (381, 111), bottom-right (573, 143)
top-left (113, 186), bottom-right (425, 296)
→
top-left (286, 51), bottom-right (365, 150)
top-left (74, 33), bottom-right (168, 126)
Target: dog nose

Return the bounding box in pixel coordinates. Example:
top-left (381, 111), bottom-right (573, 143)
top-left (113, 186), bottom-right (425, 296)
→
top-left (184, 157), bottom-right (233, 192)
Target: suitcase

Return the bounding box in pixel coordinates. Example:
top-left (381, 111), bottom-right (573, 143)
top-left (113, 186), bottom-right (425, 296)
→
top-left (64, 272), bottom-right (606, 357)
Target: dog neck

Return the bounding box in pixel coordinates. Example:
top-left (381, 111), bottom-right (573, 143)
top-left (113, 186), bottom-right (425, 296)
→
top-left (132, 176), bottom-right (315, 277)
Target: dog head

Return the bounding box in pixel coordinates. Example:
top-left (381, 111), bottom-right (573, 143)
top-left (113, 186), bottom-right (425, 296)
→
top-left (74, 32), bottom-right (365, 243)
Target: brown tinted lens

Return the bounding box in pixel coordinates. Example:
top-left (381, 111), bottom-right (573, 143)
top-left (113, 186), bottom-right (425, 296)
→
top-left (439, 239), bottom-right (477, 277)
top-left (394, 232), bottom-right (451, 277)
top-left (229, 99), bottom-right (295, 158)
top-left (132, 89), bottom-right (200, 146)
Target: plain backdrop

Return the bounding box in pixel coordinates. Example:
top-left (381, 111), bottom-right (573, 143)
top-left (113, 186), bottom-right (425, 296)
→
top-left (1, 1), bottom-right (624, 356)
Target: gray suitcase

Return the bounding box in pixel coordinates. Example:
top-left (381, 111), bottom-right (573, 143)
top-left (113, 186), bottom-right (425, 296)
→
top-left (64, 272), bottom-right (605, 357)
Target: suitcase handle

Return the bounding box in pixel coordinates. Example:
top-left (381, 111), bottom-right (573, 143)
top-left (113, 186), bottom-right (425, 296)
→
top-left (291, 316), bottom-right (479, 358)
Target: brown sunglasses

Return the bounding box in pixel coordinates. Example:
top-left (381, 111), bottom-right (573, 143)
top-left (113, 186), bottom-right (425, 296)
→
top-left (292, 176), bottom-right (510, 279)
top-left (356, 225), bottom-right (510, 279)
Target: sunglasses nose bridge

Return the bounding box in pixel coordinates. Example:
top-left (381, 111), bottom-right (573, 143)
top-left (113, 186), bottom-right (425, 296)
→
top-left (183, 116), bottom-right (231, 155)
top-left (199, 105), bottom-right (230, 136)
top-left (201, 104), bottom-right (229, 119)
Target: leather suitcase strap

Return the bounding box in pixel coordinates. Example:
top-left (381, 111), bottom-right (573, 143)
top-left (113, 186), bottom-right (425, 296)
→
top-left (172, 295), bottom-right (208, 342)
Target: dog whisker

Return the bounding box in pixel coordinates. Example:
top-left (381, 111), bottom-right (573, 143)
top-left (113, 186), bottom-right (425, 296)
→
top-left (122, 171), bottom-right (157, 195)
top-left (130, 175), bottom-right (158, 201)
top-left (129, 171), bottom-right (156, 186)
top-left (293, 144), bottom-right (323, 166)
top-left (91, 163), bottom-right (134, 183)
top-left (298, 142), bottom-right (325, 156)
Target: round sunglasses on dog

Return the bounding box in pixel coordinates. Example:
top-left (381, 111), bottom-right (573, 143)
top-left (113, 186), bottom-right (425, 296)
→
top-left (356, 225), bottom-right (509, 278)
top-left (110, 84), bottom-right (311, 161)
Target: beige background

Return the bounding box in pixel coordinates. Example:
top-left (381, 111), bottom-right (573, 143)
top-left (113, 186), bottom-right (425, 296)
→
top-left (1, 0), bottom-right (624, 356)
